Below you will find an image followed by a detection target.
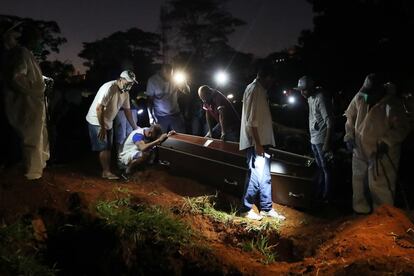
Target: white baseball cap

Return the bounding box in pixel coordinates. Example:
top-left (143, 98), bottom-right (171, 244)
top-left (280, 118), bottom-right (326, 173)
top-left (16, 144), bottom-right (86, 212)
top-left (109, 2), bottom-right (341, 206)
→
top-left (120, 70), bottom-right (138, 84)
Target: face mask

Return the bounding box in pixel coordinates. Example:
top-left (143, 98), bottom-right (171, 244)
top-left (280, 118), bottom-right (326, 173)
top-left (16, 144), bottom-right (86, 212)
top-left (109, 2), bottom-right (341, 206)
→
top-left (121, 82), bottom-right (133, 93)
top-left (361, 92), bottom-right (382, 105)
top-left (360, 92), bottom-right (369, 103)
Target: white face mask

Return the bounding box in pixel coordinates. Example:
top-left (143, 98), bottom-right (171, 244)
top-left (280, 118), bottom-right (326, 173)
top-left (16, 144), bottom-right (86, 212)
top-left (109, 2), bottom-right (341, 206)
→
top-left (121, 82), bottom-right (134, 93)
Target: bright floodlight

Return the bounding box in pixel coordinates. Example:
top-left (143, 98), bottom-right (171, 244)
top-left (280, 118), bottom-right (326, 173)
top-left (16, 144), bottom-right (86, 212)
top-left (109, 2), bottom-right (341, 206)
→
top-left (226, 93), bottom-right (234, 100)
top-left (288, 96), bottom-right (296, 104)
top-left (173, 71), bottom-right (187, 85)
top-left (137, 109), bottom-right (144, 115)
top-left (214, 71), bottom-right (229, 86)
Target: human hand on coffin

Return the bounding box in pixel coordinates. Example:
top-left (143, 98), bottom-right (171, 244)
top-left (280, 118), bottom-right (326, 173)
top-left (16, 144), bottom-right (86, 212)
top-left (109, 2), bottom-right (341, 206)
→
top-left (158, 133), bottom-right (168, 144)
top-left (167, 130), bottom-right (176, 137)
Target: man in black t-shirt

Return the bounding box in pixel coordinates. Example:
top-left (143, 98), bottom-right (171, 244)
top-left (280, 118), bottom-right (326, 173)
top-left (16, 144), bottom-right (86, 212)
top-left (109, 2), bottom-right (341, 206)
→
top-left (198, 85), bottom-right (240, 142)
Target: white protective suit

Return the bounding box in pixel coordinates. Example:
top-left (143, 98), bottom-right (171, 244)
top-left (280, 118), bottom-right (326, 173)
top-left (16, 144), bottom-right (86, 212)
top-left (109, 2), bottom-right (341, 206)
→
top-left (344, 92), bottom-right (410, 213)
top-left (3, 46), bottom-right (49, 179)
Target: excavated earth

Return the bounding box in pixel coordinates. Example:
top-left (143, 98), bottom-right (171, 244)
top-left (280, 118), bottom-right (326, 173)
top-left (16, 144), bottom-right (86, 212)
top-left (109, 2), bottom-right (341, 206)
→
top-left (1, 156), bottom-right (414, 275)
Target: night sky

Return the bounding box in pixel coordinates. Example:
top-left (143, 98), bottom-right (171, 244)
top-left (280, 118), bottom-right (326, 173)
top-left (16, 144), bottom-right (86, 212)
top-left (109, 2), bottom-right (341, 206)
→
top-left (1, 0), bottom-right (313, 72)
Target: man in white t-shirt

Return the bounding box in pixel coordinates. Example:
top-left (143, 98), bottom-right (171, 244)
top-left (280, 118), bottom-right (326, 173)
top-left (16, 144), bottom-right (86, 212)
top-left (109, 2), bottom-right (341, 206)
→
top-left (86, 70), bottom-right (138, 180)
top-left (119, 124), bottom-right (174, 176)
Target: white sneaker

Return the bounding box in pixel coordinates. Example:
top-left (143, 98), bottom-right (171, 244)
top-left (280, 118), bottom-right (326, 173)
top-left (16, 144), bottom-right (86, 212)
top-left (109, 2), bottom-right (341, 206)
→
top-left (241, 209), bottom-right (263, 221)
top-left (260, 209), bottom-right (286, 221)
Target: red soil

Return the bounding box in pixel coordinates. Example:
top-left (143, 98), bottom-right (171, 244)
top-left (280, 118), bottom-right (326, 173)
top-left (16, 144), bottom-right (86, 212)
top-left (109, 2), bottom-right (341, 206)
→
top-left (1, 158), bottom-right (413, 275)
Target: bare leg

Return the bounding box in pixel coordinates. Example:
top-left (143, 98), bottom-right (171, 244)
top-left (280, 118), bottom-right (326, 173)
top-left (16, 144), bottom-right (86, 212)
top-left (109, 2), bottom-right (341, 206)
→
top-left (99, 150), bottom-right (112, 174)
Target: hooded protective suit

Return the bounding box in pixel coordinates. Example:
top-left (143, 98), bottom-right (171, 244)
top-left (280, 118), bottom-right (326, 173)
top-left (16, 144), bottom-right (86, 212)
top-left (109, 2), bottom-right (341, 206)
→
top-left (3, 46), bottom-right (49, 179)
top-left (344, 78), bottom-right (410, 213)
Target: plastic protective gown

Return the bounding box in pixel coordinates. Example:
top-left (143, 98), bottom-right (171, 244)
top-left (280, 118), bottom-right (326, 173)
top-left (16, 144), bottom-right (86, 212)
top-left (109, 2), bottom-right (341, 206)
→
top-left (3, 46), bottom-right (49, 179)
top-left (344, 92), bottom-right (410, 213)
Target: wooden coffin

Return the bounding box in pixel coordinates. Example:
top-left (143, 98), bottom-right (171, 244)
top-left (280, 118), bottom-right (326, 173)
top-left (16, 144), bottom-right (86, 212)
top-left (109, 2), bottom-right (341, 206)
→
top-left (158, 133), bottom-right (317, 209)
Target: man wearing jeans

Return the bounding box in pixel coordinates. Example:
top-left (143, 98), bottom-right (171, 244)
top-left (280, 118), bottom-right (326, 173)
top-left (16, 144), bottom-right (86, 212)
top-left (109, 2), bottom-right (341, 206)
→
top-left (145, 64), bottom-right (190, 133)
top-left (296, 76), bottom-right (333, 202)
top-left (239, 64), bottom-right (286, 221)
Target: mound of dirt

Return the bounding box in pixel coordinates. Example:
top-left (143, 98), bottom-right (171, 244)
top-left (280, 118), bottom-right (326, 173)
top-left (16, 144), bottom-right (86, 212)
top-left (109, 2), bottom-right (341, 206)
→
top-left (1, 159), bottom-right (414, 275)
top-left (317, 205), bottom-right (414, 260)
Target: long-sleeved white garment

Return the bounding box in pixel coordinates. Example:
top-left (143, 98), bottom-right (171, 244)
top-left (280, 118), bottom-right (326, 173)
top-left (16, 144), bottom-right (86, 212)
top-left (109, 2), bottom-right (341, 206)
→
top-left (3, 46), bottom-right (49, 180)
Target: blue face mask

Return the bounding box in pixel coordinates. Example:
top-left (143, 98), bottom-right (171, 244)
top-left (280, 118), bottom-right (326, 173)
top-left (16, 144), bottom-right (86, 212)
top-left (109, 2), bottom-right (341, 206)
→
top-left (361, 92), bottom-right (382, 105)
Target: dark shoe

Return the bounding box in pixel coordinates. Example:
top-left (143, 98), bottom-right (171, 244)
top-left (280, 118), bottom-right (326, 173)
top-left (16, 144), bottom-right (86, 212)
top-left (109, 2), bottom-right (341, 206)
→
top-left (120, 171), bottom-right (130, 182)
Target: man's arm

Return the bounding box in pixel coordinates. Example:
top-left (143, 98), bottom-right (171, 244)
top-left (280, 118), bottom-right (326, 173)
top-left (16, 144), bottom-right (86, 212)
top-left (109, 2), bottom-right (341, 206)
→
top-left (251, 126), bottom-right (264, 156)
top-left (145, 97), bottom-right (157, 124)
top-left (176, 83), bottom-right (190, 94)
top-left (135, 133), bottom-right (168, 152)
top-left (96, 103), bottom-right (107, 141)
top-left (205, 111), bottom-right (214, 138)
top-left (344, 95), bottom-right (358, 142)
top-left (319, 95), bottom-right (334, 152)
top-left (10, 49), bottom-right (45, 97)
top-left (123, 108), bottom-right (138, 130)
top-left (218, 106), bottom-right (228, 140)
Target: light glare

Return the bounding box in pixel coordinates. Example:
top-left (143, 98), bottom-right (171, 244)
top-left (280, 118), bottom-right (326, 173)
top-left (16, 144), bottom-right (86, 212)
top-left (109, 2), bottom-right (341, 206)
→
top-left (173, 71), bottom-right (187, 85)
top-left (214, 71), bottom-right (229, 86)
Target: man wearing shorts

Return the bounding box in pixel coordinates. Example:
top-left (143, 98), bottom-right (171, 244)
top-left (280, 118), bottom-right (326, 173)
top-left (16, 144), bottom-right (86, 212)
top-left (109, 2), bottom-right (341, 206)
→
top-left (86, 70), bottom-right (138, 179)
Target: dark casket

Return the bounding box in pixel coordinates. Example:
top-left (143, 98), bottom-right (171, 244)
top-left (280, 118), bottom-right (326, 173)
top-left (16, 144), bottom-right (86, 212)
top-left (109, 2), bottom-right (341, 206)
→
top-left (158, 134), bottom-right (317, 209)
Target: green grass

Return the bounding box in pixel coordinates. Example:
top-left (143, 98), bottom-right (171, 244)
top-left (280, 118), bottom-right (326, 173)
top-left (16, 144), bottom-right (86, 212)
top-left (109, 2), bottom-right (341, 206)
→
top-left (242, 235), bottom-right (278, 264)
top-left (0, 221), bottom-right (56, 276)
top-left (180, 194), bottom-right (282, 264)
top-left (96, 192), bottom-right (191, 246)
top-left (180, 194), bottom-right (237, 224)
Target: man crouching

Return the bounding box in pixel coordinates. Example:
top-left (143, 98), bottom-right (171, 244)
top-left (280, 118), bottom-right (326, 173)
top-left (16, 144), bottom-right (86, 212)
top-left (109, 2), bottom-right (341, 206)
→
top-left (118, 124), bottom-right (174, 177)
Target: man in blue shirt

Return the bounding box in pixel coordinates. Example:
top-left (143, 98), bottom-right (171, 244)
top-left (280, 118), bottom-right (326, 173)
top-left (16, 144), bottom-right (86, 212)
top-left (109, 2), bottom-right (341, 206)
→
top-left (146, 64), bottom-right (190, 133)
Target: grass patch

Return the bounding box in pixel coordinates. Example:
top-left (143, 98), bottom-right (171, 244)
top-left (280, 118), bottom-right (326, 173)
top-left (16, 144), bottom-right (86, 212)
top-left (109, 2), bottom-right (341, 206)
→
top-left (242, 235), bottom-right (278, 264)
top-left (181, 194), bottom-right (237, 224)
top-left (94, 190), bottom-right (218, 274)
top-left (96, 194), bottom-right (191, 246)
top-left (180, 194), bottom-right (283, 264)
top-left (0, 220), bottom-right (56, 276)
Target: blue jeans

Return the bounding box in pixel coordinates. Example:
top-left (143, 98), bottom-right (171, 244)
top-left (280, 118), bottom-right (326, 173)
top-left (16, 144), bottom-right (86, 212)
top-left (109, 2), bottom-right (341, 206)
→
top-left (157, 113), bottom-right (185, 133)
top-left (114, 109), bottom-right (137, 144)
top-left (242, 147), bottom-right (272, 212)
top-left (311, 143), bottom-right (331, 200)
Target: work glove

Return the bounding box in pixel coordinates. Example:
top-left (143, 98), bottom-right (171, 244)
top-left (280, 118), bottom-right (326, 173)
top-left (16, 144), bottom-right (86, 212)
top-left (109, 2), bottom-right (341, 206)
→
top-left (345, 139), bottom-right (356, 152)
top-left (376, 142), bottom-right (389, 159)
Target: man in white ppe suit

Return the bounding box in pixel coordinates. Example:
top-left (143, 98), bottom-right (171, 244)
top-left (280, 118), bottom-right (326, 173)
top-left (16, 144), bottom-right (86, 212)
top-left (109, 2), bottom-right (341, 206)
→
top-left (344, 73), bottom-right (410, 214)
top-left (1, 22), bottom-right (49, 180)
